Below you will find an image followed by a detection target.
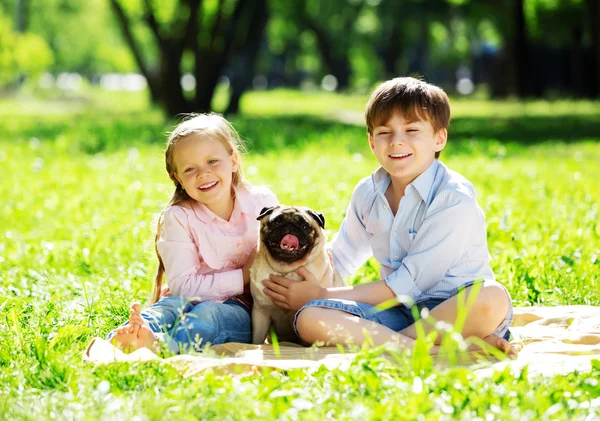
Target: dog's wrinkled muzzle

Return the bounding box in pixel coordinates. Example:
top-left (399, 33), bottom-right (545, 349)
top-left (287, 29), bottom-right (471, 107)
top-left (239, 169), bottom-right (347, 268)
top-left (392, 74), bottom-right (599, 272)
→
top-left (265, 223), bottom-right (313, 262)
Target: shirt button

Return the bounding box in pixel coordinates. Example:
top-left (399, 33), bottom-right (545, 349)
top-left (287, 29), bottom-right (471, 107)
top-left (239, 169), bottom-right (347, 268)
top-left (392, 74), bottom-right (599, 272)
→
top-left (394, 256), bottom-right (400, 261)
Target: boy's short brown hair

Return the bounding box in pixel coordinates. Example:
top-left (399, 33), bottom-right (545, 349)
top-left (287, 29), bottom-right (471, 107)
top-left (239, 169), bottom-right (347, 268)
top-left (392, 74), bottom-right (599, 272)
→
top-left (365, 77), bottom-right (451, 158)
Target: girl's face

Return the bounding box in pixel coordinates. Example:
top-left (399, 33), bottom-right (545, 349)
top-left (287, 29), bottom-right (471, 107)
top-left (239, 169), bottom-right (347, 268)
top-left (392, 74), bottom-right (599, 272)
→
top-left (173, 134), bottom-right (238, 211)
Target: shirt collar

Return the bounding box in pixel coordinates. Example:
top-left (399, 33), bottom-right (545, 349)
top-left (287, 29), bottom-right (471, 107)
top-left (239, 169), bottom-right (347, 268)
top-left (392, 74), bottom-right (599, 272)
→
top-left (372, 159), bottom-right (440, 202)
top-left (410, 160), bottom-right (439, 202)
top-left (191, 186), bottom-right (251, 223)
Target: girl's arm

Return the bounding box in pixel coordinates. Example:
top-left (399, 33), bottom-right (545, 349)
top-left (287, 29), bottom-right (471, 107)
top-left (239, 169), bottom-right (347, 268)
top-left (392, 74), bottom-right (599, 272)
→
top-left (157, 207), bottom-right (244, 301)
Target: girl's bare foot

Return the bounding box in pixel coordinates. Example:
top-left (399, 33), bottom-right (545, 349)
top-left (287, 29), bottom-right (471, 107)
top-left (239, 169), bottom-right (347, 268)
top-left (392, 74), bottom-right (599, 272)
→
top-left (110, 303), bottom-right (161, 354)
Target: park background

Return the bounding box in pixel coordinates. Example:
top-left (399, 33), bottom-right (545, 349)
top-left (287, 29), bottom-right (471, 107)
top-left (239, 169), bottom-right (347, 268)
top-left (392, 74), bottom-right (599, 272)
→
top-left (1, 0), bottom-right (599, 419)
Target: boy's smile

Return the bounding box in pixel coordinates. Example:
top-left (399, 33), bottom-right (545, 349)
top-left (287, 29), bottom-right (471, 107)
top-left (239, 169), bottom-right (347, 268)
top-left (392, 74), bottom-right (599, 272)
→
top-left (369, 112), bottom-right (447, 191)
top-left (389, 152), bottom-right (412, 160)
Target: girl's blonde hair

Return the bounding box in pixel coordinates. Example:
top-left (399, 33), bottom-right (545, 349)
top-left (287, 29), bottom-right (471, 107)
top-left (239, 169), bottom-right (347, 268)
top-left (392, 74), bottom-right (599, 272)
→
top-left (151, 113), bottom-right (248, 303)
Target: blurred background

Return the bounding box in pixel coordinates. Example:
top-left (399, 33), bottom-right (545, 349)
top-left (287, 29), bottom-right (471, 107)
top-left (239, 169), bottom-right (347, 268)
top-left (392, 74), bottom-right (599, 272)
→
top-left (1, 0), bottom-right (599, 116)
top-left (1, 2), bottom-right (599, 378)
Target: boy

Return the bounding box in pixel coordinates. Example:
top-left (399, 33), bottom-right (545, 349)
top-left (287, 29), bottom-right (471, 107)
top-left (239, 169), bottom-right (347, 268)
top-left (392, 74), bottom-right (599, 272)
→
top-left (262, 77), bottom-right (515, 353)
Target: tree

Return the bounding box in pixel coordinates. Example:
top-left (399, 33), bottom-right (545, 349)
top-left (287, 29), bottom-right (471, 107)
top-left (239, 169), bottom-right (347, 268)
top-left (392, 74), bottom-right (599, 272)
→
top-left (586, 0), bottom-right (600, 97)
top-left (513, 0), bottom-right (529, 98)
top-left (109, 0), bottom-right (267, 115)
top-left (225, 0), bottom-right (269, 114)
top-left (289, 0), bottom-right (365, 90)
top-left (0, 9), bottom-right (53, 87)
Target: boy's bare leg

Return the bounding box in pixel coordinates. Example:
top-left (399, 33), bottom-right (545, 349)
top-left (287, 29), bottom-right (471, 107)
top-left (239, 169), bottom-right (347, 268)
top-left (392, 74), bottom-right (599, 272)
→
top-left (295, 307), bottom-right (443, 353)
top-left (295, 282), bottom-right (518, 354)
top-left (110, 303), bottom-right (160, 353)
top-left (398, 282), bottom-right (517, 353)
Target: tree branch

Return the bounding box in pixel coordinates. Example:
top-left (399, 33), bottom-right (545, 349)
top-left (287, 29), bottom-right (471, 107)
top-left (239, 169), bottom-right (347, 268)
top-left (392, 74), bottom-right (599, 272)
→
top-left (109, 0), bottom-right (150, 81)
top-left (210, 0), bottom-right (227, 52)
top-left (142, 0), bottom-right (166, 49)
top-left (109, 0), bottom-right (161, 101)
top-left (181, 0), bottom-right (202, 51)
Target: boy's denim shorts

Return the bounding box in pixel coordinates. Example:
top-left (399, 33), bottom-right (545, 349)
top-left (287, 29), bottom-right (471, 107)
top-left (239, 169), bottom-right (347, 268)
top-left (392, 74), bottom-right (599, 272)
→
top-left (294, 280), bottom-right (513, 341)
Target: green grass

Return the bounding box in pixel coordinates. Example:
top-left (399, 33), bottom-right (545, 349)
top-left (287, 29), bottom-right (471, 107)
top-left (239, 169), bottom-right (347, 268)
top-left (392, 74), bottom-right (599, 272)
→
top-left (1, 89), bottom-right (599, 419)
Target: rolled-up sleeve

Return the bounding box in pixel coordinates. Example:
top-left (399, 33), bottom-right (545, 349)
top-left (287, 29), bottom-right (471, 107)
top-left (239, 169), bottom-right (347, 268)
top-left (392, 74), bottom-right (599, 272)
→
top-left (329, 184), bottom-right (373, 277)
top-left (157, 208), bottom-right (243, 301)
top-left (385, 200), bottom-right (479, 303)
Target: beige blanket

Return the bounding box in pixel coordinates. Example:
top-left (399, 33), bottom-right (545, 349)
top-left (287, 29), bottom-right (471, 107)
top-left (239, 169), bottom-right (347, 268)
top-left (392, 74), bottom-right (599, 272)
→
top-left (85, 306), bottom-right (600, 377)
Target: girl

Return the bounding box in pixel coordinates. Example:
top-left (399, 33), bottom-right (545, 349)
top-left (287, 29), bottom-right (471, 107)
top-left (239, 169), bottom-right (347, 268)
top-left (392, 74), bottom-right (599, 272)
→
top-left (107, 113), bottom-right (278, 354)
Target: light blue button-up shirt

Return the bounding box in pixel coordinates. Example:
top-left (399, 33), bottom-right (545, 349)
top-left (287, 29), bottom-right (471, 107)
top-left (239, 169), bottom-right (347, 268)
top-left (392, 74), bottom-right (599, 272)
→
top-left (329, 159), bottom-right (495, 305)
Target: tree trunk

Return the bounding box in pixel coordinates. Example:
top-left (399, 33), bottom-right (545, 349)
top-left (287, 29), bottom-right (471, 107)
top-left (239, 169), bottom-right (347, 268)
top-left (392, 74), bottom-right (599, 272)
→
top-left (109, 0), bottom-right (162, 104)
top-left (158, 46), bottom-right (190, 115)
top-left (193, 52), bottom-right (223, 112)
top-left (16, 0), bottom-right (29, 32)
top-left (295, 4), bottom-right (351, 90)
top-left (514, 0), bottom-right (529, 98)
top-left (328, 56), bottom-right (351, 90)
top-left (194, 0), bottom-right (251, 112)
top-left (14, 0), bottom-right (30, 87)
top-left (381, 26), bottom-right (401, 78)
top-left (110, 0), bottom-right (260, 117)
top-left (226, 0), bottom-right (268, 115)
top-left (570, 25), bottom-right (585, 97)
top-left (587, 0), bottom-right (600, 97)
top-left (415, 22), bottom-right (430, 77)
top-left (307, 24), bottom-right (350, 89)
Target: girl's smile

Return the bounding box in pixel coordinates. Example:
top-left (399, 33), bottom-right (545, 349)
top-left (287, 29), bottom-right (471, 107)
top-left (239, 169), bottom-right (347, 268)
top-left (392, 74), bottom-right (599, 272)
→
top-left (173, 134), bottom-right (238, 220)
top-left (198, 181), bottom-right (218, 191)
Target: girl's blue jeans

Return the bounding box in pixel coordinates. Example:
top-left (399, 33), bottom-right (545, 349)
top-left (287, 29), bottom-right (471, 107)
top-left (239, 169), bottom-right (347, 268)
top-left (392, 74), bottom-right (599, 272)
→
top-left (106, 296), bottom-right (252, 354)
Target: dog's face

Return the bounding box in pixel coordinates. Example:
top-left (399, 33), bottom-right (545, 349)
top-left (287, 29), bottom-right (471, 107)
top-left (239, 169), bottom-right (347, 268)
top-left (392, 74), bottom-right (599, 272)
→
top-left (257, 206), bottom-right (325, 264)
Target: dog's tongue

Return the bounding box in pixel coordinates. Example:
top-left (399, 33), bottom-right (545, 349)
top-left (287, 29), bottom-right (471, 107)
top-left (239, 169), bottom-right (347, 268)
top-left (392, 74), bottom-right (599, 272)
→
top-left (280, 234), bottom-right (299, 251)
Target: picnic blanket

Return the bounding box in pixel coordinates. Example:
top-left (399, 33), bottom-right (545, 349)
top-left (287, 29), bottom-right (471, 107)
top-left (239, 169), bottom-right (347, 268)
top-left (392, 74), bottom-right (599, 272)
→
top-left (84, 305), bottom-right (600, 377)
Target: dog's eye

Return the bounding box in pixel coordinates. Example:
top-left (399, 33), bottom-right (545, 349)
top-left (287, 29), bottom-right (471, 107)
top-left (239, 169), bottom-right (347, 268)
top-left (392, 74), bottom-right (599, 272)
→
top-left (271, 215), bottom-right (284, 224)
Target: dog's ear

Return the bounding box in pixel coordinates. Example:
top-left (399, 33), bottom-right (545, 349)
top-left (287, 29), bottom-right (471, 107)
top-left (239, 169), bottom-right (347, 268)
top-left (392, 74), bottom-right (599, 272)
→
top-left (307, 210), bottom-right (325, 229)
top-left (257, 206), bottom-right (279, 220)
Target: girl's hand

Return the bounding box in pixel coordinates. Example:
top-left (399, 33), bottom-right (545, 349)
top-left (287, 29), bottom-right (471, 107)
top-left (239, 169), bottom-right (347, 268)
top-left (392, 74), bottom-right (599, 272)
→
top-left (160, 287), bottom-right (172, 298)
top-left (242, 248), bottom-right (257, 285)
top-left (262, 266), bottom-right (326, 311)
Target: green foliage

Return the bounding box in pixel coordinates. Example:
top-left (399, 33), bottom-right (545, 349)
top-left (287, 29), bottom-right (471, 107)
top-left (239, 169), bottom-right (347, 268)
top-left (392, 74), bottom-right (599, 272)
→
top-left (0, 90), bottom-right (599, 419)
top-left (1, 0), bottom-right (136, 76)
top-left (0, 11), bottom-right (53, 84)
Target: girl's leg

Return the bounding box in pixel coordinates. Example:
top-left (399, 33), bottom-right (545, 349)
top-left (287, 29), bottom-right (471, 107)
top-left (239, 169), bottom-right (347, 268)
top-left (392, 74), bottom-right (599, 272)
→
top-left (108, 296), bottom-right (193, 352)
top-left (167, 300), bottom-right (251, 354)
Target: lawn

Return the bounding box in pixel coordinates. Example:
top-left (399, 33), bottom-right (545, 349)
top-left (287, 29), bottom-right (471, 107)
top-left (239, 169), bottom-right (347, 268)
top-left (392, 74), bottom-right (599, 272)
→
top-left (1, 88), bottom-right (599, 420)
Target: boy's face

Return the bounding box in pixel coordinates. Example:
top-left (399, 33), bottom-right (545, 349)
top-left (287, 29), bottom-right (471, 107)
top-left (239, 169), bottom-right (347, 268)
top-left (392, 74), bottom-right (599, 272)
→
top-left (369, 112), bottom-right (447, 187)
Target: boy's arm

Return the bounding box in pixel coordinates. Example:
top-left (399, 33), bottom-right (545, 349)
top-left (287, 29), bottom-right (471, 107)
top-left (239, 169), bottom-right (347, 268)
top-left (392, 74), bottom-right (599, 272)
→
top-left (328, 183), bottom-right (373, 276)
top-left (384, 198), bottom-right (481, 303)
top-left (264, 195), bottom-right (482, 310)
top-left (263, 268), bottom-right (397, 310)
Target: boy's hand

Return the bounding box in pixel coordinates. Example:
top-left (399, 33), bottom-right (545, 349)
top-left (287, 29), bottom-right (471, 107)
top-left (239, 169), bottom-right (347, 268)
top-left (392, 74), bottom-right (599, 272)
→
top-left (262, 266), bottom-right (326, 311)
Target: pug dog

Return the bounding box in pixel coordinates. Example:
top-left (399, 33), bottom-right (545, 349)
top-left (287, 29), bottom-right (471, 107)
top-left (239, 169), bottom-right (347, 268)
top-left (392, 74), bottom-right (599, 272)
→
top-left (250, 205), bottom-right (344, 344)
